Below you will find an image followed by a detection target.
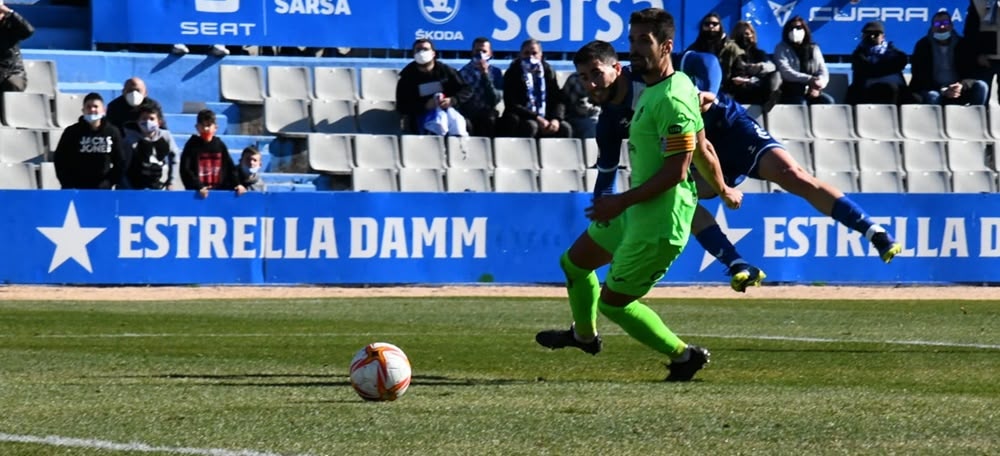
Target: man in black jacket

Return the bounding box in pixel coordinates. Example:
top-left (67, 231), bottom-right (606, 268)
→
top-left (395, 39), bottom-right (471, 136)
top-left (909, 12), bottom-right (987, 106)
top-left (106, 77), bottom-right (165, 134)
top-left (53, 92), bottom-right (128, 189)
top-left (500, 39), bottom-right (571, 138)
top-left (0, 2), bottom-right (34, 93)
top-left (847, 21), bottom-right (910, 105)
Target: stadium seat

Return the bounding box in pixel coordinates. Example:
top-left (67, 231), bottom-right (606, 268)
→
top-left (446, 168), bottom-right (492, 192)
top-left (618, 138), bottom-right (631, 169)
top-left (55, 92), bottom-right (84, 128)
top-left (947, 141), bottom-right (992, 172)
top-left (901, 141), bottom-right (950, 173)
top-left (556, 70), bottom-right (573, 89)
top-left (352, 167), bottom-right (398, 192)
top-left (360, 68), bottom-right (400, 101)
top-left (446, 136), bottom-right (493, 170)
top-left (314, 67), bottom-right (359, 100)
top-left (907, 171), bottom-right (952, 193)
top-left (493, 168), bottom-right (539, 192)
top-left (989, 105), bottom-right (1000, 139)
top-left (219, 65), bottom-right (265, 104)
top-left (1, 92), bottom-right (54, 129)
top-left (38, 162), bottom-right (60, 189)
top-left (356, 100), bottom-right (401, 135)
top-left (825, 73), bottom-right (850, 104)
top-left (539, 169), bottom-right (584, 192)
top-left (900, 104), bottom-right (947, 141)
top-left (353, 134), bottom-right (401, 169)
top-left (855, 104), bottom-right (903, 141)
top-left (738, 178), bottom-right (771, 193)
top-left (944, 105), bottom-right (991, 141)
top-left (538, 138), bottom-right (585, 170)
top-left (263, 97), bottom-right (311, 136)
top-left (0, 163), bottom-right (38, 189)
top-left (306, 133), bottom-right (354, 174)
top-left (744, 104), bottom-right (765, 127)
top-left (810, 104), bottom-right (857, 140)
top-left (782, 140), bottom-right (814, 174)
top-left (23, 59), bottom-right (57, 98)
top-left (583, 137), bottom-right (599, 167)
top-left (857, 140), bottom-right (903, 173)
top-left (859, 170), bottom-right (905, 193)
top-left (584, 169), bottom-right (628, 193)
top-left (310, 99), bottom-right (358, 134)
top-left (766, 104), bottom-right (812, 140)
top-left (617, 168), bottom-right (632, 190)
top-left (812, 140), bottom-right (857, 173)
top-left (493, 138), bottom-right (539, 169)
top-left (814, 170), bottom-right (859, 193)
top-left (267, 65), bottom-right (312, 100)
top-left (0, 129), bottom-right (45, 163)
top-left (400, 135), bottom-right (446, 169)
top-left (952, 171), bottom-right (998, 193)
top-left (46, 128), bottom-right (62, 154)
top-left (398, 168), bottom-right (445, 192)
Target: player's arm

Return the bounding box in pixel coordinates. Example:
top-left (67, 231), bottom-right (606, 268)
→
top-left (691, 130), bottom-right (741, 209)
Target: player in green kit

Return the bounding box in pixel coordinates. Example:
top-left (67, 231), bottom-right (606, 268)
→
top-left (536, 8), bottom-right (742, 381)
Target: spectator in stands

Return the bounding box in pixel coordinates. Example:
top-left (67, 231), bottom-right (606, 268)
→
top-left (774, 16), bottom-right (835, 105)
top-left (107, 77), bottom-right (165, 134)
top-left (910, 12), bottom-right (988, 106)
top-left (0, 1), bottom-right (34, 93)
top-left (562, 72), bottom-right (600, 139)
top-left (396, 38), bottom-right (471, 136)
top-left (122, 103), bottom-right (180, 190)
top-left (458, 37), bottom-right (504, 137)
top-left (722, 21), bottom-right (782, 111)
top-left (179, 109), bottom-right (246, 198)
top-left (847, 21), bottom-right (910, 105)
top-left (53, 92), bottom-right (127, 189)
top-left (237, 146), bottom-right (265, 192)
top-left (966, 0), bottom-right (1000, 103)
top-left (687, 13), bottom-right (740, 57)
top-left (500, 39), bottom-right (571, 138)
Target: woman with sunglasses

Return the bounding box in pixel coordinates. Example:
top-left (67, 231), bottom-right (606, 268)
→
top-left (773, 16), bottom-right (835, 105)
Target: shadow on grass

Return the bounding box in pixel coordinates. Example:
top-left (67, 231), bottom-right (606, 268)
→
top-left (106, 373), bottom-right (533, 388)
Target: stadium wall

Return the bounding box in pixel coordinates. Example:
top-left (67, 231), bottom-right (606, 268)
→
top-left (7, 190), bottom-right (999, 285)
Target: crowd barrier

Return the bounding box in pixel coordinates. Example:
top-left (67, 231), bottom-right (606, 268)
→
top-left (6, 190), bottom-right (999, 285)
top-left (92, 0), bottom-right (967, 56)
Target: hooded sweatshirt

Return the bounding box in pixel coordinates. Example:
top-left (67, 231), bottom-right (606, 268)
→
top-left (53, 117), bottom-right (127, 189)
top-left (179, 134), bottom-right (239, 190)
top-left (122, 122), bottom-right (180, 189)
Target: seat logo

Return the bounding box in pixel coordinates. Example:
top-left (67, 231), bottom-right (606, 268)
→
top-left (768, 0), bottom-right (798, 26)
top-left (196, 0), bottom-right (240, 13)
top-left (420, 0), bottom-right (460, 25)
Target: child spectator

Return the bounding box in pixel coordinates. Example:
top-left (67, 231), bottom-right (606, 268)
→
top-left (53, 92), bottom-right (127, 189)
top-left (179, 109), bottom-right (245, 198)
top-left (237, 146), bottom-right (265, 192)
top-left (122, 103), bottom-right (180, 190)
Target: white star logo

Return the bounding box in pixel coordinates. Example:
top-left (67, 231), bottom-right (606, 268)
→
top-left (699, 204), bottom-right (753, 272)
top-left (36, 201), bottom-right (106, 273)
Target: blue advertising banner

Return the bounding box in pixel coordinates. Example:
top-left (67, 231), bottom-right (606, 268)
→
top-left (4, 191), bottom-right (999, 285)
top-left (743, 0), bottom-right (968, 56)
top-left (91, 0), bottom-right (398, 48)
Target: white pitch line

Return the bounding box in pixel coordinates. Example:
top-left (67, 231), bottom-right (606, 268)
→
top-left (0, 432), bottom-right (311, 456)
top-left (1, 332), bottom-right (998, 350)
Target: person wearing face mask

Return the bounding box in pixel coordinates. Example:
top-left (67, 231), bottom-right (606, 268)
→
top-left (774, 17), bottom-right (835, 105)
top-left (106, 77), bottom-right (166, 134)
top-left (237, 146), bottom-right (265, 192)
top-left (500, 39), bottom-right (572, 138)
top-left (395, 38), bottom-right (472, 136)
top-left (846, 21), bottom-right (911, 105)
top-left (910, 12), bottom-right (988, 106)
top-left (53, 92), bottom-right (128, 189)
top-left (121, 104), bottom-right (180, 190)
top-left (0, 1), bottom-right (34, 93)
top-left (458, 37), bottom-right (504, 138)
top-left (720, 21), bottom-right (782, 111)
top-left (179, 109), bottom-right (245, 198)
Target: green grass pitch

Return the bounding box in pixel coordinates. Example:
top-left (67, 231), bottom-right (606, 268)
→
top-left (1, 296), bottom-right (998, 455)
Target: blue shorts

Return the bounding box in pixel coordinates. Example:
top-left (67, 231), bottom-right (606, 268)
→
top-left (710, 116), bottom-right (783, 187)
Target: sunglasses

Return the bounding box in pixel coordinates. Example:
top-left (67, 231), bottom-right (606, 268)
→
top-left (933, 20), bottom-right (952, 27)
top-left (703, 21), bottom-right (721, 27)
top-left (792, 25), bottom-right (805, 30)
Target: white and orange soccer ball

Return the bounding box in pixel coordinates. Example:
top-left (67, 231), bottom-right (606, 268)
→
top-left (349, 342), bottom-right (412, 401)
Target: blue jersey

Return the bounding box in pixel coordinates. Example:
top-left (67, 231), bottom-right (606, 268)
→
top-left (592, 66), bottom-right (645, 197)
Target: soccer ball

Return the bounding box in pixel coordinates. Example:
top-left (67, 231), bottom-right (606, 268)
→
top-left (349, 342), bottom-right (412, 401)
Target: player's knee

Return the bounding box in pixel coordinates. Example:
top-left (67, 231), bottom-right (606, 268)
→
top-left (559, 251), bottom-right (589, 281)
top-left (774, 165), bottom-right (817, 192)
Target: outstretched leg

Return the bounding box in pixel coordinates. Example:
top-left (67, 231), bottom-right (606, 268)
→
top-left (690, 173), bottom-right (766, 292)
top-left (756, 147), bottom-right (902, 262)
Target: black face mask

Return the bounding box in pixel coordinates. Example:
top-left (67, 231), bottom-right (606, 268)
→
top-left (702, 30), bottom-right (724, 42)
top-left (735, 35), bottom-right (754, 49)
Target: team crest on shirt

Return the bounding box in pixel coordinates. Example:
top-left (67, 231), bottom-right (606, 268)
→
top-left (668, 124), bottom-right (682, 134)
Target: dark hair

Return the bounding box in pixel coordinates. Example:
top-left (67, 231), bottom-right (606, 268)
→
top-left (196, 109), bottom-right (216, 126)
top-left (731, 21), bottom-right (757, 47)
top-left (137, 101), bottom-right (162, 119)
top-left (83, 92), bottom-right (103, 104)
top-left (573, 40), bottom-right (619, 66)
top-left (701, 12), bottom-right (722, 27)
top-left (413, 38), bottom-right (435, 53)
top-left (629, 8), bottom-right (676, 44)
top-left (472, 36), bottom-right (490, 49)
top-left (782, 16), bottom-right (813, 46)
top-left (241, 146), bottom-right (260, 159)
top-left (520, 38), bottom-right (541, 52)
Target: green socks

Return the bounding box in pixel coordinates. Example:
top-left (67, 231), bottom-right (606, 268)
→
top-left (598, 299), bottom-right (687, 358)
top-left (560, 252), bottom-right (600, 340)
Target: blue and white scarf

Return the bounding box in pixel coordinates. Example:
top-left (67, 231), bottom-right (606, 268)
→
top-left (521, 59), bottom-right (546, 116)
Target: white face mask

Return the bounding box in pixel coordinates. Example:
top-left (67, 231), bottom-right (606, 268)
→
top-left (141, 119), bottom-right (159, 133)
top-left (789, 29), bottom-right (806, 44)
top-left (247, 166), bottom-right (260, 174)
top-left (474, 50), bottom-right (490, 61)
top-left (125, 90), bottom-right (144, 107)
top-left (933, 31), bottom-right (952, 41)
top-left (529, 57), bottom-right (541, 66)
top-left (83, 113), bottom-right (103, 123)
top-left (414, 49), bottom-right (434, 65)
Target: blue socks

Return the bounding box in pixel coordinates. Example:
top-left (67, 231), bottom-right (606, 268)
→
top-left (694, 224), bottom-right (744, 268)
top-left (831, 196), bottom-right (884, 240)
